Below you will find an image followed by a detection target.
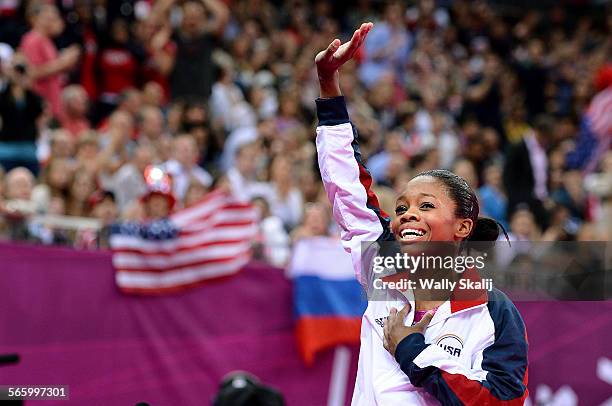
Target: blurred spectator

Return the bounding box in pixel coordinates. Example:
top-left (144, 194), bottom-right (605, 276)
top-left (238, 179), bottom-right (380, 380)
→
top-left (161, 0), bottom-right (229, 101)
top-left (479, 161), bottom-right (508, 229)
top-left (138, 18), bottom-right (175, 102)
top-left (210, 59), bottom-right (257, 132)
top-left (89, 190), bottom-right (118, 247)
top-left (513, 39), bottom-right (548, 120)
top-left (2, 167), bottom-right (36, 240)
top-left (95, 19), bottom-right (143, 120)
top-left (0, 53), bottom-right (44, 174)
top-left (142, 189), bottom-right (175, 220)
top-left (47, 129), bottom-right (75, 161)
top-left (112, 144), bottom-right (155, 211)
top-left (74, 131), bottom-right (100, 174)
top-left (298, 170), bottom-right (324, 205)
top-left (181, 101), bottom-right (219, 168)
top-left (267, 155), bottom-right (303, 230)
top-left (32, 157), bottom-right (73, 211)
top-left (66, 169), bottom-right (96, 217)
top-left (221, 119), bottom-right (272, 172)
top-left (504, 105), bottom-right (531, 144)
top-left (97, 89), bottom-right (142, 130)
top-left (540, 204), bottom-right (580, 242)
top-left (0, 42), bottom-right (14, 87)
top-left (57, 84), bottom-right (90, 137)
top-left (291, 203), bottom-right (333, 242)
top-left (227, 141), bottom-right (269, 202)
top-left (252, 196), bottom-right (290, 267)
top-left (28, 195), bottom-right (71, 245)
top-left (91, 190), bottom-right (118, 226)
top-left (137, 106), bottom-right (169, 161)
top-left (359, 1), bottom-right (411, 88)
top-left (367, 131), bottom-right (403, 183)
top-left (503, 114), bottom-right (554, 229)
top-left (431, 112), bottom-right (459, 169)
top-left (551, 169), bottom-right (587, 221)
top-left (163, 133), bottom-right (212, 202)
top-left (4, 166), bottom-right (35, 202)
top-left (508, 206), bottom-right (540, 242)
top-left (98, 111), bottom-right (134, 185)
top-left (464, 53), bottom-right (505, 142)
top-left (452, 159), bottom-right (478, 191)
top-left (20, 3), bottom-right (80, 118)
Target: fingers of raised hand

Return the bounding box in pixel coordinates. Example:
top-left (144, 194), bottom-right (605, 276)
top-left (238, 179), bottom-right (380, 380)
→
top-left (325, 39), bottom-right (341, 60)
top-left (342, 22), bottom-right (373, 58)
top-left (355, 22), bottom-right (373, 47)
top-left (346, 28), bottom-right (365, 54)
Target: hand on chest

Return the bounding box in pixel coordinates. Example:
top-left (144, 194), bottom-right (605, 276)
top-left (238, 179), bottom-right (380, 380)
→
top-left (370, 301), bottom-right (487, 362)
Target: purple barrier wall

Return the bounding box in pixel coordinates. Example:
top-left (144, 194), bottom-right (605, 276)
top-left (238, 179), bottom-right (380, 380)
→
top-left (0, 243), bottom-right (358, 405)
top-left (0, 242), bottom-right (610, 405)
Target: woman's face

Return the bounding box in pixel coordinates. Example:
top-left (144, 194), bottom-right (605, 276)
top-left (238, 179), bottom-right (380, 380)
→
top-left (510, 210), bottom-right (536, 238)
top-left (391, 176), bottom-right (472, 246)
top-left (303, 205), bottom-right (329, 236)
top-left (51, 131), bottom-right (74, 158)
top-left (484, 165), bottom-right (502, 188)
top-left (271, 156), bottom-right (291, 183)
top-left (48, 160), bottom-right (72, 189)
top-left (77, 141), bottom-right (99, 160)
top-left (71, 172), bottom-right (95, 201)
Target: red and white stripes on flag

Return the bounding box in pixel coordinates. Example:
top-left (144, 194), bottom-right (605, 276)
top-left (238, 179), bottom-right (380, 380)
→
top-left (587, 86), bottom-right (612, 139)
top-left (585, 86), bottom-right (612, 172)
top-left (110, 191), bottom-right (258, 294)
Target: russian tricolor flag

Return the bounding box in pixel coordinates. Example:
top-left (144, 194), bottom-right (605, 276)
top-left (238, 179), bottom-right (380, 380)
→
top-left (289, 237), bottom-right (367, 365)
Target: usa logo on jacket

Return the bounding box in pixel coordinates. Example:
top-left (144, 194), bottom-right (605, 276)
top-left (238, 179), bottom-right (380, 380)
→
top-left (436, 334), bottom-right (464, 357)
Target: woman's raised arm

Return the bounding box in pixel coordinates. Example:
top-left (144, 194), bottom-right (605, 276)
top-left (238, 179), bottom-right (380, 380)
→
top-left (314, 23), bottom-right (393, 284)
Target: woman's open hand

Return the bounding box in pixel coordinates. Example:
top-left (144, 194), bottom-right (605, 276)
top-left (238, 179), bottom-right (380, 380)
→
top-left (315, 22), bottom-right (373, 98)
top-left (315, 22), bottom-right (373, 76)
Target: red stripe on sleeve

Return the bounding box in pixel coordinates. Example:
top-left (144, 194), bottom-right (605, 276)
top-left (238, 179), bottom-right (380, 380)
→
top-left (440, 370), bottom-right (529, 406)
top-left (357, 162), bottom-right (389, 218)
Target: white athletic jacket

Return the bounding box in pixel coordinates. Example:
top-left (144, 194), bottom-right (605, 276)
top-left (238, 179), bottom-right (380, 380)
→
top-left (315, 96), bottom-right (529, 405)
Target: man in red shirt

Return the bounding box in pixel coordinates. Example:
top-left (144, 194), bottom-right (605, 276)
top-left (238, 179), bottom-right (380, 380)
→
top-left (20, 3), bottom-right (80, 118)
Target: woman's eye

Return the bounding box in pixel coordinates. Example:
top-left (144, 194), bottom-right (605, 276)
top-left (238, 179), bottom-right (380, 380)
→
top-left (395, 205), bottom-right (407, 215)
top-left (420, 202), bottom-right (435, 209)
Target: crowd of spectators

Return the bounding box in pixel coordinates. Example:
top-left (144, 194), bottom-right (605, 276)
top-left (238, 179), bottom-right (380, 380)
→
top-left (0, 0), bottom-right (610, 260)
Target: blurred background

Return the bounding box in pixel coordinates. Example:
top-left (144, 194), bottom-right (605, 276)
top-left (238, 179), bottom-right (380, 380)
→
top-left (0, 0), bottom-right (610, 405)
top-left (0, 0), bottom-right (610, 245)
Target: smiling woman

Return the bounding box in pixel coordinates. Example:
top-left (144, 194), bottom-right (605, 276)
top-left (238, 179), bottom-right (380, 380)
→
top-left (392, 171), bottom-right (503, 245)
top-left (315, 23), bottom-right (528, 406)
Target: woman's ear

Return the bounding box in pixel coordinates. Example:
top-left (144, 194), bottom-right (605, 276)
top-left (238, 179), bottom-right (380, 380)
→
top-left (454, 218), bottom-right (473, 239)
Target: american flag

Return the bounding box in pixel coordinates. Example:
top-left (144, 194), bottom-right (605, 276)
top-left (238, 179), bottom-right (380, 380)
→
top-left (567, 86), bottom-right (612, 172)
top-left (110, 191), bottom-right (258, 294)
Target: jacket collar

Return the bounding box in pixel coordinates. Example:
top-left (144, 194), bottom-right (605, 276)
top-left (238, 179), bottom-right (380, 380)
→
top-left (380, 267), bottom-right (488, 324)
